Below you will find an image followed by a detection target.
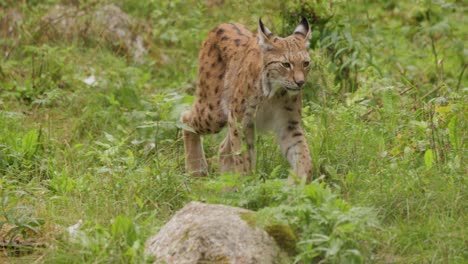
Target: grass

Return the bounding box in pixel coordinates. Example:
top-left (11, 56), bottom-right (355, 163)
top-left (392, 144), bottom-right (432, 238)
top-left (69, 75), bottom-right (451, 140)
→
top-left (0, 0), bottom-right (466, 263)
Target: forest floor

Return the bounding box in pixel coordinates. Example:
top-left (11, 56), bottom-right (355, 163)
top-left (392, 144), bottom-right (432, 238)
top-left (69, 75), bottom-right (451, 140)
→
top-left (0, 1), bottom-right (466, 263)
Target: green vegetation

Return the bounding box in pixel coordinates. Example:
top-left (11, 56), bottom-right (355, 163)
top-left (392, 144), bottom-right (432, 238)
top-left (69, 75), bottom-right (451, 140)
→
top-left (0, 0), bottom-right (466, 263)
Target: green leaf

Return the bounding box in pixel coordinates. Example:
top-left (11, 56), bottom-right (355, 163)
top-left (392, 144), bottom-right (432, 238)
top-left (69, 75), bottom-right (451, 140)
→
top-left (21, 129), bottom-right (39, 159)
top-left (448, 116), bottom-right (460, 150)
top-left (424, 149), bottom-right (434, 169)
top-left (111, 215), bottom-right (138, 246)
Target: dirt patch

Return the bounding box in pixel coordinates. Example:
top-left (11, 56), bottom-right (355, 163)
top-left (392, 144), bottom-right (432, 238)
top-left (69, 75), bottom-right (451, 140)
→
top-left (0, 224), bottom-right (43, 260)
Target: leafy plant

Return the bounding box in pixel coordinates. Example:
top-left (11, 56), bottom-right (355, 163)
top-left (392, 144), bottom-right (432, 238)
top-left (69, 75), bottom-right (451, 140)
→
top-left (255, 183), bottom-right (379, 263)
top-left (0, 192), bottom-right (45, 243)
top-left (0, 115), bottom-right (45, 181)
top-left (194, 177), bottom-right (379, 263)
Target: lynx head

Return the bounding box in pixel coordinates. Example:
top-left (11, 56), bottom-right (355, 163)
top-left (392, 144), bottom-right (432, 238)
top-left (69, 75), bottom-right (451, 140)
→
top-left (258, 18), bottom-right (311, 97)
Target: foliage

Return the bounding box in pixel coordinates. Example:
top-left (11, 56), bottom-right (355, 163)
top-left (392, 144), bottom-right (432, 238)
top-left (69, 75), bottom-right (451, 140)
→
top-left (257, 183), bottom-right (379, 263)
top-left (0, 114), bottom-right (46, 182)
top-left (0, 190), bottom-right (45, 243)
top-left (196, 177), bottom-right (379, 262)
top-left (282, 0), bottom-right (467, 101)
top-left (45, 215), bottom-right (151, 264)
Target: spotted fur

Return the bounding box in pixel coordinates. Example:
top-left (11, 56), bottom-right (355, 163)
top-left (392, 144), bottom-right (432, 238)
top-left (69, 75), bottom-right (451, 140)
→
top-left (181, 18), bottom-right (313, 182)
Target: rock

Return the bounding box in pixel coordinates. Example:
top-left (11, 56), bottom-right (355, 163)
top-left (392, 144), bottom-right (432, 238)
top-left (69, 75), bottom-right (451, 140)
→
top-left (0, 8), bottom-right (23, 37)
top-left (40, 5), bottom-right (86, 39)
top-left (41, 4), bottom-right (148, 63)
top-left (0, 8), bottom-right (23, 57)
top-left (145, 201), bottom-right (289, 264)
top-left (93, 4), bottom-right (147, 62)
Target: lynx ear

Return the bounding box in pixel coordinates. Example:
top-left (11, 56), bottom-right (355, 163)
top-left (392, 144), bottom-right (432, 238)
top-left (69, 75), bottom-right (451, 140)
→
top-left (258, 18), bottom-right (274, 51)
top-left (293, 17), bottom-right (311, 48)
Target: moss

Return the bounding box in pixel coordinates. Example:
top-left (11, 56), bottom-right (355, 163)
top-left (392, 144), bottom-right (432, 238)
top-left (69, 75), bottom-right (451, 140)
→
top-left (197, 255), bottom-right (230, 263)
top-left (264, 224), bottom-right (297, 256)
top-left (180, 229), bottom-right (190, 242)
top-left (239, 212), bottom-right (297, 256)
top-left (211, 255), bottom-right (230, 263)
top-left (238, 212), bottom-right (257, 228)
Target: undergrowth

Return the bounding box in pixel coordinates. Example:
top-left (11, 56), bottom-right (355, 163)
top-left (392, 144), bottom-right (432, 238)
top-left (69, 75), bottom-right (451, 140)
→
top-left (196, 176), bottom-right (380, 263)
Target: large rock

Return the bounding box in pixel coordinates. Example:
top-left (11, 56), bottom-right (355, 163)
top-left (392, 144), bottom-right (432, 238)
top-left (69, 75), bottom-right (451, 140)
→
top-left (145, 202), bottom-right (289, 264)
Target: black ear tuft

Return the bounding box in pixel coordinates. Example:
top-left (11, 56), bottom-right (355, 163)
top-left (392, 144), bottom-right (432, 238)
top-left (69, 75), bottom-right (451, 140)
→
top-left (293, 17), bottom-right (310, 37)
top-left (258, 17), bottom-right (275, 51)
top-left (258, 17), bottom-right (273, 37)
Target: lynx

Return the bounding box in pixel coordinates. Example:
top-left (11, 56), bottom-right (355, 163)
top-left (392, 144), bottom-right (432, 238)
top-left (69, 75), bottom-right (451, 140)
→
top-left (181, 18), bottom-right (313, 182)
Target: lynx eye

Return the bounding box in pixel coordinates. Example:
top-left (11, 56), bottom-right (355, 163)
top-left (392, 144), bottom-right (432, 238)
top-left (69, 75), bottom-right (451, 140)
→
top-left (281, 62), bottom-right (291, 69)
top-left (303, 61), bottom-right (310, 68)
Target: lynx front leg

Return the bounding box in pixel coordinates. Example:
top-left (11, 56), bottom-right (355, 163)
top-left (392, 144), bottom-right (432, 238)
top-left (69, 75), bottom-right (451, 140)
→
top-left (219, 122), bottom-right (245, 174)
top-left (219, 134), bottom-right (235, 173)
top-left (181, 111), bottom-right (208, 177)
top-left (182, 130), bottom-right (208, 176)
top-left (219, 112), bottom-right (254, 175)
top-left (279, 125), bottom-right (312, 183)
top-left (241, 115), bottom-right (256, 173)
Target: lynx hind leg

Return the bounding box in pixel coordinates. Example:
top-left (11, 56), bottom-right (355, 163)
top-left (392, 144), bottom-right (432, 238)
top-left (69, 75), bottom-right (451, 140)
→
top-left (181, 28), bottom-right (230, 176)
top-left (181, 110), bottom-right (208, 177)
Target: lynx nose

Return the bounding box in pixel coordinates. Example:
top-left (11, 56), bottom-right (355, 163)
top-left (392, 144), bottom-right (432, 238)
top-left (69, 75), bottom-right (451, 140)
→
top-left (295, 80), bottom-right (305, 87)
